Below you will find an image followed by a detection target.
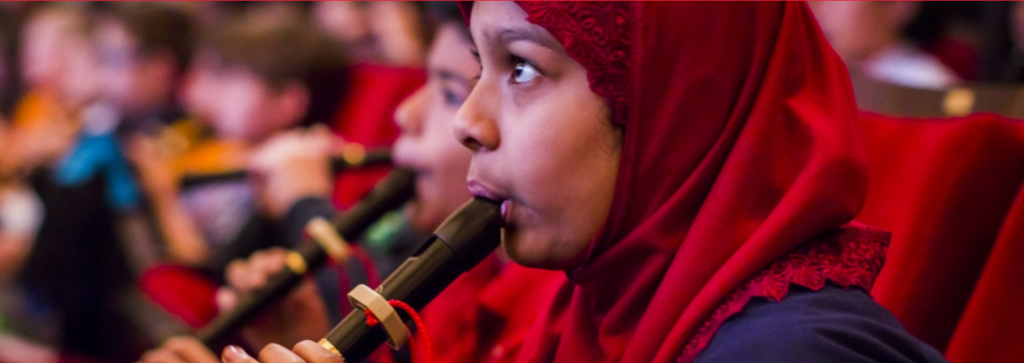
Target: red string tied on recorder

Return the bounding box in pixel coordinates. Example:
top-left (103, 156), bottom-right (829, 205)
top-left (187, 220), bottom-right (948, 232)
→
top-left (364, 300), bottom-right (433, 363)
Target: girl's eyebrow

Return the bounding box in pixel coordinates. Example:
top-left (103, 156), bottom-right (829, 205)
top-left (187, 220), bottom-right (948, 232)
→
top-left (437, 69), bottom-right (471, 87)
top-left (470, 23), bottom-right (561, 63)
top-left (493, 26), bottom-right (560, 50)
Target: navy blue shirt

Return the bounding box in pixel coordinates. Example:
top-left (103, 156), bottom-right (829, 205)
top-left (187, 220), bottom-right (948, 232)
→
top-left (694, 284), bottom-right (948, 363)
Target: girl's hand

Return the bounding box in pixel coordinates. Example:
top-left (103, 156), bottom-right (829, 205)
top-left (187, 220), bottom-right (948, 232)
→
top-left (221, 341), bottom-right (344, 363)
top-left (220, 248), bottom-right (330, 349)
top-left (248, 127), bottom-right (336, 218)
top-left (139, 336), bottom-right (219, 363)
top-left (127, 135), bottom-right (181, 199)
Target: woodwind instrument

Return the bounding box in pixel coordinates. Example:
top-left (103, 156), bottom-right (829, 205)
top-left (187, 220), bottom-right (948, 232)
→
top-left (195, 168), bottom-right (415, 348)
top-left (316, 197), bottom-right (502, 362)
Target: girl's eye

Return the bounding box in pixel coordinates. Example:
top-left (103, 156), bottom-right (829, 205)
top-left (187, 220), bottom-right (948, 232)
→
top-left (512, 60), bottom-right (539, 84)
top-left (443, 89), bottom-right (463, 106)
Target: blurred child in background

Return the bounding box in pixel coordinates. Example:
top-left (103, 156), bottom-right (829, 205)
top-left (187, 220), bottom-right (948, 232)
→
top-left (129, 13), bottom-right (350, 280)
top-left (93, 4), bottom-right (196, 137)
top-left (128, 13), bottom-right (353, 334)
top-left (4, 4), bottom-right (160, 361)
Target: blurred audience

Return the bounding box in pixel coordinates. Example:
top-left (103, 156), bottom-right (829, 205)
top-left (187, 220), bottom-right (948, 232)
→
top-left (978, 2), bottom-right (1024, 83)
top-left (810, 1), bottom-right (962, 89)
top-left (312, 1), bottom-right (428, 66)
top-left (4, 4), bottom-right (153, 362)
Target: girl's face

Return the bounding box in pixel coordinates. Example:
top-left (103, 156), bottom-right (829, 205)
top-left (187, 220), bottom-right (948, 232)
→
top-left (204, 65), bottom-right (304, 144)
top-left (94, 20), bottom-right (148, 113)
top-left (392, 24), bottom-right (476, 233)
top-left (185, 52), bottom-right (304, 144)
top-left (456, 1), bottom-right (621, 270)
top-left (60, 36), bottom-right (102, 109)
top-left (181, 51), bottom-right (221, 124)
top-left (21, 12), bottom-right (74, 93)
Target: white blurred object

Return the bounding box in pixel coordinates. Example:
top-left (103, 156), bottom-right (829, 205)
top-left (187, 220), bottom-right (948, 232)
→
top-left (862, 41), bottom-right (961, 90)
top-left (0, 186), bottom-right (43, 240)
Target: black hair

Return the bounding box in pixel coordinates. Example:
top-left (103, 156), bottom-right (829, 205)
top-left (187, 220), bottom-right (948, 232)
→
top-left (426, 1), bottom-right (470, 40)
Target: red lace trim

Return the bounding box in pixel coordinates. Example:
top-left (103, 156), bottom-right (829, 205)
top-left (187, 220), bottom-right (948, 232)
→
top-left (677, 225), bottom-right (891, 363)
top-left (517, 1), bottom-right (633, 123)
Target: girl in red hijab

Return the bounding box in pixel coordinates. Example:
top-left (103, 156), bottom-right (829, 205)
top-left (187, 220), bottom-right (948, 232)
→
top-left (228, 2), bottom-right (947, 363)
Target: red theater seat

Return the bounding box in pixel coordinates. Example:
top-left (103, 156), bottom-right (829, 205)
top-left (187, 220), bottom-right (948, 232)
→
top-left (138, 264), bottom-right (219, 329)
top-left (945, 184), bottom-right (1024, 363)
top-left (857, 112), bottom-right (1024, 351)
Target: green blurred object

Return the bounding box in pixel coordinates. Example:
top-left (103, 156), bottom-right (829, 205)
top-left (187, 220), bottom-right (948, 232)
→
top-left (365, 211), bottom-right (407, 250)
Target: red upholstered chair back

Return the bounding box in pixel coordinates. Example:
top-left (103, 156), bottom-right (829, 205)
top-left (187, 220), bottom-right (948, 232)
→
top-left (329, 65), bottom-right (425, 210)
top-left (138, 264), bottom-right (219, 329)
top-left (857, 112), bottom-right (1024, 351)
top-left (945, 184), bottom-right (1024, 363)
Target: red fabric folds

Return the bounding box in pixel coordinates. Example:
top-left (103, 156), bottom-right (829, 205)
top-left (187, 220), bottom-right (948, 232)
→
top-left (462, 2), bottom-right (888, 363)
top-left (857, 112), bottom-right (1024, 351)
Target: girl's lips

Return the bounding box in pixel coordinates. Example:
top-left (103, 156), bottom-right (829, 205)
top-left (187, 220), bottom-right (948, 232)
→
top-left (500, 199), bottom-right (513, 226)
top-left (467, 179), bottom-right (513, 226)
top-left (466, 179), bottom-right (506, 201)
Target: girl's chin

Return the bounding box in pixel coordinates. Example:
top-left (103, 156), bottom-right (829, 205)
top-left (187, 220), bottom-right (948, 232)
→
top-left (501, 231), bottom-right (581, 271)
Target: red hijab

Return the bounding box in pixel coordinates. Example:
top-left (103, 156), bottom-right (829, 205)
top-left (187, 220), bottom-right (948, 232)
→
top-left (464, 2), bottom-right (889, 363)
